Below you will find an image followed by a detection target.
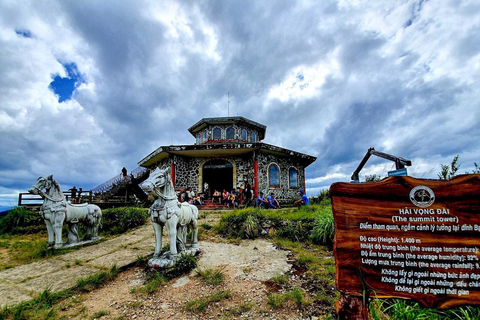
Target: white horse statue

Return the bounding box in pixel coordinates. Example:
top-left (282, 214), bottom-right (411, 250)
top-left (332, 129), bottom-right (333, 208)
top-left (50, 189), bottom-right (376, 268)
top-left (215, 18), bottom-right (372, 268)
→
top-left (141, 167), bottom-right (199, 267)
top-left (28, 175), bottom-right (102, 248)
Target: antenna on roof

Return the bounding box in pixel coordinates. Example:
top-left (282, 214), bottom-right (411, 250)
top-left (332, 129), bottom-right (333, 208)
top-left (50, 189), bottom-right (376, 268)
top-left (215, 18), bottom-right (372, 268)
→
top-left (228, 92), bottom-right (230, 117)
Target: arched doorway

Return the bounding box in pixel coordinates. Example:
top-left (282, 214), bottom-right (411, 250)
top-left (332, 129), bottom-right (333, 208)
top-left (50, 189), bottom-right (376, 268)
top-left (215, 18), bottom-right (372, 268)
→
top-left (202, 160), bottom-right (233, 197)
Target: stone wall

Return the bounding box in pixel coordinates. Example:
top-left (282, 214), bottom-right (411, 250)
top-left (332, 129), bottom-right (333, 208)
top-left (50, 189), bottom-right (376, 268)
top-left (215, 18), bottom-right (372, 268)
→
top-left (148, 152), bottom-right (306, 203)
top-left (257, 152), bottom-right (305, 202)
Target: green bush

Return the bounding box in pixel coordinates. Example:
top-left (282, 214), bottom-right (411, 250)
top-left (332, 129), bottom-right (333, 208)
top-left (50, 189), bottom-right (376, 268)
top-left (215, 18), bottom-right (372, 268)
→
top-left (309, 206), bottom-right (335, 245)
top-left (371, 298), bottom-right (480, 320)
top-left (216, 206), bottom-right (323, 241)
top-left (100, 207), bottom-right (149, 235)
top-left (0, 207), bottom-right (43, 235)
top-left (215, 208), bottom-right (266, 239)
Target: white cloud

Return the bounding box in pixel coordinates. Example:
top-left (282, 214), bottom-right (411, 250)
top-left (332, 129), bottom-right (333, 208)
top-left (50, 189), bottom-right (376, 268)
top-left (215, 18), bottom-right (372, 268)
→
top-left (0, 0), bottom-right (479, 206)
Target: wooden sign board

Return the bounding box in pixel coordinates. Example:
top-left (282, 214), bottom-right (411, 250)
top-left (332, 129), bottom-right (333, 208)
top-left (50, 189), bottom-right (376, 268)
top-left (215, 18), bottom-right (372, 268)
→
top-left (331, 174), bottom-right (480, 309)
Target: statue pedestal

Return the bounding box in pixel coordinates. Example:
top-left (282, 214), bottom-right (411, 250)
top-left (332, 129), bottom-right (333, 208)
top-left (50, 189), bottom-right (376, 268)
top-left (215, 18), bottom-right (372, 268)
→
top-left (53, 237), bottom-right (102, 249)
top-left (149, 245), bottom-right (201, 269)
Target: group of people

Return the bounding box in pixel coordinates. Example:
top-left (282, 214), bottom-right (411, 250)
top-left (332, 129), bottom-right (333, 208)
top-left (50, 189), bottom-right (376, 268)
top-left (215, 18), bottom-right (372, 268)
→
top-left (68, 186), bottom-right (83, 204)
top-left (256, 190), bottom-right (310, 209)
top-left (184, 187), bottom-right (204, 206)
top-left (211, 189), bottom-right (240, 208)
top-left (179, 184), bottom-right (310, 210)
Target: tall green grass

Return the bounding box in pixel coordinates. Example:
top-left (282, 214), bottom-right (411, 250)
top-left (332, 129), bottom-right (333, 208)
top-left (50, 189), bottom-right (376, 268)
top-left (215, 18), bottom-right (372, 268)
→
top-left (100, 207), bottom-right (149, 235)
top-left (309, 206), bottom-right (334, 245)
top-left (0, 207), bottom-right (43, 235)
top-left (371, 298), bottom-right (480, 320)
top-left (215, 204), bottom-right (334, 244)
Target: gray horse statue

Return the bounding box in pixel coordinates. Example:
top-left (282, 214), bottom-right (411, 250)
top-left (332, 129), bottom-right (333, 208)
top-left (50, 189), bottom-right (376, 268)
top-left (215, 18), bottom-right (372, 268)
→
top-left (29, 175), bottom-right (102, 248)
top-left (141, 167), bottom-right (200, 268)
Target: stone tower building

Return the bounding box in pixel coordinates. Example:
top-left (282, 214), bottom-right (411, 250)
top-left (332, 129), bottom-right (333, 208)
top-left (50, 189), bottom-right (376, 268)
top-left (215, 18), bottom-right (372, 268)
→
top-left (138, 116), bottom-right (316, 202)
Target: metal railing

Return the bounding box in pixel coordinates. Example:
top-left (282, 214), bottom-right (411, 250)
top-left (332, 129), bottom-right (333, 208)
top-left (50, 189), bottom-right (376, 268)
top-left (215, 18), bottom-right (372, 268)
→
top-left (91, 166), bottom-right (148, 194)
top-left (18, 191), bottom-right (93, 207)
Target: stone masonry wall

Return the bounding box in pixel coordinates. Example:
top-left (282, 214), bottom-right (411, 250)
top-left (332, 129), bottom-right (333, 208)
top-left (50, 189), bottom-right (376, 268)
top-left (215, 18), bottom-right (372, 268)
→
top-left (149, 152), bottom-right (306, 203)
top-left (257, 152), bottom-right (305, 202)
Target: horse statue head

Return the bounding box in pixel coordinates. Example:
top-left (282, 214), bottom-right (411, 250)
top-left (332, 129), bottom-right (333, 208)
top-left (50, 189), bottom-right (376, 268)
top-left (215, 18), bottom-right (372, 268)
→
top-left (141, 167), bottom-right (176, 200)
top-left (28, 175), bottom-right (64, 202)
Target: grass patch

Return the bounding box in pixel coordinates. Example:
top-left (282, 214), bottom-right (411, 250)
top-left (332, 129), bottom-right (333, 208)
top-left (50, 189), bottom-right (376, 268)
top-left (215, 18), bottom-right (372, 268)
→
top-left (215, 206), bottom-right (329, 241)
top-left (0, 237), bottom-right (78, 270)
top-left (75, 265), bottom-right (119, 292)
top-left (100, 207), bottom-right (149, 235)
top-left (200, 223), bottom-right (212, 230)
top-left (267, 287), bottom-right (309, 309)
top-left (91, 310), bottom-right (109, 319)
top-left (185, 290), bottom-right (232, 312)
top-left (225, 301), bottom-right (254, 316)
top-left (0, 266), bottom-right (120, 319)
top-left (143, 272), bottom-right (168, 294)
top-left (196, 268), bottom-right (224, 286)
top-left (269, 274), bottom-right (289, 285)
top-left (370, 298), bottom-right (480, 320)
top-left (142, 254), bottom-right (198, 294)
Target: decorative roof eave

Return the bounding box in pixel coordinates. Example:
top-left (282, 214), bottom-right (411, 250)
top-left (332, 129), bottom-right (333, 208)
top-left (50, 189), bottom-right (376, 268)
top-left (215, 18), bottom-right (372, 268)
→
top-left (259, 142), bottom-right (317, 165)
top-left (188, 116), bottom-right (267, 140)
top-left (138, 142), bottom-right (316, 168)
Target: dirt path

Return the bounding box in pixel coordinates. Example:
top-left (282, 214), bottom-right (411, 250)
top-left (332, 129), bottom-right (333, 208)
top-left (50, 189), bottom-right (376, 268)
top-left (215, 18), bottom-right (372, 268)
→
top-left (3, 211), bottom-right (333, 319)
top-left (69, 239), bottom-right (311, 319)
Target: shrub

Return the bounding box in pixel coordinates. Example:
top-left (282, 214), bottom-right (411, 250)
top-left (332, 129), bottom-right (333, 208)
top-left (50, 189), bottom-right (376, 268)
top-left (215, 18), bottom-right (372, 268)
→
top-left (100, 207), bottom-right (149, 235)
top-left (163, 253), bottom-right (198, 279)
top-left (196, 268), bottom-right (224, 286)
top-left (75, 265), bottom-right (119, 292)
top-left (215, 206), bottom-right (318, 241)
top-left (309, 206), bottom-right (335, 245)
top-left (0, 207), bottom-right (43, 235)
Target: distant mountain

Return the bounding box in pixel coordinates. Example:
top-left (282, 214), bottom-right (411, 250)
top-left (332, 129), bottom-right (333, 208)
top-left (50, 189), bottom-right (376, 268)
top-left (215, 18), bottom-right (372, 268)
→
top-left (0, 206), bottom-right (14, 216)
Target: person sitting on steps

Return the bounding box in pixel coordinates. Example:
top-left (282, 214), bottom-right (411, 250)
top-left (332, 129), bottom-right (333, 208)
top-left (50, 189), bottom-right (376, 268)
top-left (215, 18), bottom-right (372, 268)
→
top-left (267, 192), bottom-right (280, 209)
top-left (256, 192), bottom-right (269, 208)
top-left (294, 190), bottom-right (310, 207)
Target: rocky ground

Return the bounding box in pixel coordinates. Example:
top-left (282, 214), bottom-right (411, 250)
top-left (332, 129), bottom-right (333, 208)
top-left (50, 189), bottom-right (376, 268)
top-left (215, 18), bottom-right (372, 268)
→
top-left (56, 238), bottom-right (334, 319)
top-left (2, 210), bottom-right (337, 319)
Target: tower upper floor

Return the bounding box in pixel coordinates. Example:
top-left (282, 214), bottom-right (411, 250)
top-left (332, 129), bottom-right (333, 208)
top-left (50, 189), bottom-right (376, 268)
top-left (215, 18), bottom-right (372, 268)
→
top-left (188, 116), bottom-right (267, 145)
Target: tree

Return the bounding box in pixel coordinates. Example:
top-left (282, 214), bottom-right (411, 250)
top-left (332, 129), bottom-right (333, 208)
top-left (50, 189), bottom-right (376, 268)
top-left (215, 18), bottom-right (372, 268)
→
top-left (365, 174), bottom-right (382, 182)
top-left (466, 162), bottom-right (480, 174)
top-left (438, 155), bottom-right (460, 180)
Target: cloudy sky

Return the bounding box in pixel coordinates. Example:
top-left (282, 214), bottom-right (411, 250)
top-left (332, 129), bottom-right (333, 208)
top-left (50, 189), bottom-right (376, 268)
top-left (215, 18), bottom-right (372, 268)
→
top-left (1, 0), bottom-right (479, 209)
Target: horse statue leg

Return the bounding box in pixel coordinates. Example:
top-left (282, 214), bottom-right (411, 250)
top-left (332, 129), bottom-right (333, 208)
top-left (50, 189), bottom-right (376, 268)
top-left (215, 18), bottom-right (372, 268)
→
top-left (83, 205), bottom-right (102, 241)
top-left (52, 210), bottom-right (66, 248)
top-left (67, 223), bottom-right (79, 244)
top-left (190, 205), bottom-right (200, 250)
top-left (151, 218), bottom-right (163, 259)
top-left (165, 214), bottom-right (179, 255)
top-left (176, 225), bottom-right (187, 253)
top-left (91, 206), bottom-right (102, 239)
top-left (45, 218), bottom-right (55, 246)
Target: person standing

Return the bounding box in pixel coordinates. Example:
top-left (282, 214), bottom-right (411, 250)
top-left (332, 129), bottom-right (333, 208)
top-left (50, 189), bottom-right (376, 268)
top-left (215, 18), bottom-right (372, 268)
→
top-left (122, 167), bottom-right (128, 181)
top-left (69, 186), bottom-right (77, 203)
top-left (222, 189), bottom-right (230, 206)
top-left (244, 183), bottom-right (253, 206)
top-left (77, 187), bottom-right (83, 203)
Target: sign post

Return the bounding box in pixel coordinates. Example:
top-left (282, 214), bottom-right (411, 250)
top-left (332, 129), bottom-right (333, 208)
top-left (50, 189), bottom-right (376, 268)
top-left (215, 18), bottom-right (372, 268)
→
top-left (331, 175), bottom-right (480, 318)
top-left (387, 167), bottom-right (408, 177)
